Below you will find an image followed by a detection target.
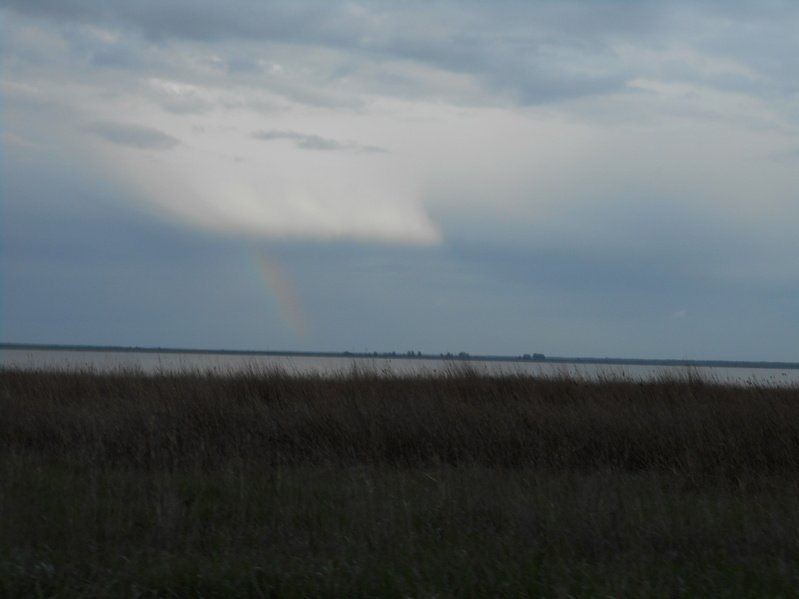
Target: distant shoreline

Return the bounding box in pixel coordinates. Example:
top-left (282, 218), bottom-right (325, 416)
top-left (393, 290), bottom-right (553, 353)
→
top-left (2, 342), bottom-right (798, 370)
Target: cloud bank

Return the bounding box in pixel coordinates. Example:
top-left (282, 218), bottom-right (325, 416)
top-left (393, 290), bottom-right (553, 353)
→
top-left (3, 1), bottom-right (799, 359)
top-left (5, 1), bottom-right (798, 248)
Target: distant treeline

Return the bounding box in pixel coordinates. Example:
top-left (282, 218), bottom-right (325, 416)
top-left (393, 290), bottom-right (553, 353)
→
top-left (2, 342), bottom-right (798, 370)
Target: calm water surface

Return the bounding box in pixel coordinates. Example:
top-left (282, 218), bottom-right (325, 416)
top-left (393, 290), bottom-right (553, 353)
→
top-left (2, 348), bottom-right (799, 387)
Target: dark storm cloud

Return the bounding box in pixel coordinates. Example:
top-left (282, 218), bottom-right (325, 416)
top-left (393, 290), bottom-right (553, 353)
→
top-left (624, 3), bottom-right (799, 103)
top-left (52, 22), bottom-right (149, 71)
top-left (0, 0), bottom-right (356, 45)
top-left (252, 130), bottom-right (387, 154)
top-left (7, 1), bottom-right (796, 108)
top-left (358, 2), bottom-right (660, 103)
top-left (81, 121), bottom-right (180, 149)
top-left (0, 1), bottom-right (652, 106)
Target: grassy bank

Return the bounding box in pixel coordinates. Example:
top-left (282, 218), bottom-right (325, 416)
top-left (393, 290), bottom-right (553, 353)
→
top-left (1, 366), bottom-right (799, 597)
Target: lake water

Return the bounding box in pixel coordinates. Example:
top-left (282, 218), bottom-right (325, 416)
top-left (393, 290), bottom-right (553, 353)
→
top-left (2, 347), bottom-right (799, 387)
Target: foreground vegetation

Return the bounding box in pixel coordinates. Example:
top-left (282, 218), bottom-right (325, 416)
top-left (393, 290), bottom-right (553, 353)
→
top-left (1, 365), bottom-right (799, 597)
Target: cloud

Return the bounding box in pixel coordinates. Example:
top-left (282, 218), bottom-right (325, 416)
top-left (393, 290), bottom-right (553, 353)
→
top-left (81, 121), bottom-right (180, 149)
top-left (0, 1), bottom-right (357, 46)
top-left (0, 2), bottom-right (668, 108)
top-left (146, 78), bottom-right (212, 115)
top-left (88, 44), bottom-right (142, 70)
top-left (5, 1), bottom-right (798, 111)
top-left (4, 1), bottom-right (799, 360)
top-left (70, 118), bottom-right (438, 245)
top-left (3, 132), bottom-right (52, 152)
top-left (252, 130), bottom-right (388, 154)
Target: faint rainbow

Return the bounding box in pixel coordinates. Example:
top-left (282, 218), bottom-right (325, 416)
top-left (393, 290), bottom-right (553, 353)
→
top-left (252, 250), bottom-right (308, 338)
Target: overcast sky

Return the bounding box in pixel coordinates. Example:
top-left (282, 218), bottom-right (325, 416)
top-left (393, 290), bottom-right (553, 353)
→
top-left (2, 1), bottom-right (798, 361)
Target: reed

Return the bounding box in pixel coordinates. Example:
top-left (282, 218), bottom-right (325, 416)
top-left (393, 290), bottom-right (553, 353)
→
top-left (1, 365), bottom-right (798, 597)
top-left (2, 365), bottom-right (798, 477)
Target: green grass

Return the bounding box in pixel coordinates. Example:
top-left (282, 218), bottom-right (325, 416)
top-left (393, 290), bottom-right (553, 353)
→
top-left (1, 365), bottom-right (799, 597)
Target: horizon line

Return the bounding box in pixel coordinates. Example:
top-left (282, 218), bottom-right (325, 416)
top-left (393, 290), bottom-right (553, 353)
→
top-left (2, 342), bottom-right (798, 369)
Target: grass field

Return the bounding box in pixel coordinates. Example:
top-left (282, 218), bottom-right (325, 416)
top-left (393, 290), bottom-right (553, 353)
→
top-left (1, 365), bottom-right (798, 597)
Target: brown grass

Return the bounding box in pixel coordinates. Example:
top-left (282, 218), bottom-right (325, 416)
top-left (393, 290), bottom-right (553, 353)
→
top-left (2, 365), bottom-right (798, 480)
top-left (3, 365), bottom-right (799, 596)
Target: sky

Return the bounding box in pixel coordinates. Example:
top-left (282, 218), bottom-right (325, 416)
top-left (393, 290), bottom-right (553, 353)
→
top-left (2, 1), bottom-right (798, 362)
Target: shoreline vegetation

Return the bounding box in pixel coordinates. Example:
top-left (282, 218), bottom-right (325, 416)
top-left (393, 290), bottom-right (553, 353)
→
top-left (2, 365), bottom-right (799, 597)
top-left (3, 341), bottom-right (799, 370)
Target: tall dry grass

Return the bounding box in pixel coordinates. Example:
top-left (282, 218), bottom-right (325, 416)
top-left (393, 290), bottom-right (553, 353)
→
top-left (3, 365), bottom-right (799, 597)
top-left (2, 365), bottom-right (798, 480)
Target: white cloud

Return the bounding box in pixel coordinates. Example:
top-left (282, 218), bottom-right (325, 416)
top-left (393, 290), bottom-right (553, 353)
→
top-left (147, 78), bottom-right (212, 114)
top-left (73, 97), bottom-right (440, 244)
top-left (3, 1), bottom-right (799, 256)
